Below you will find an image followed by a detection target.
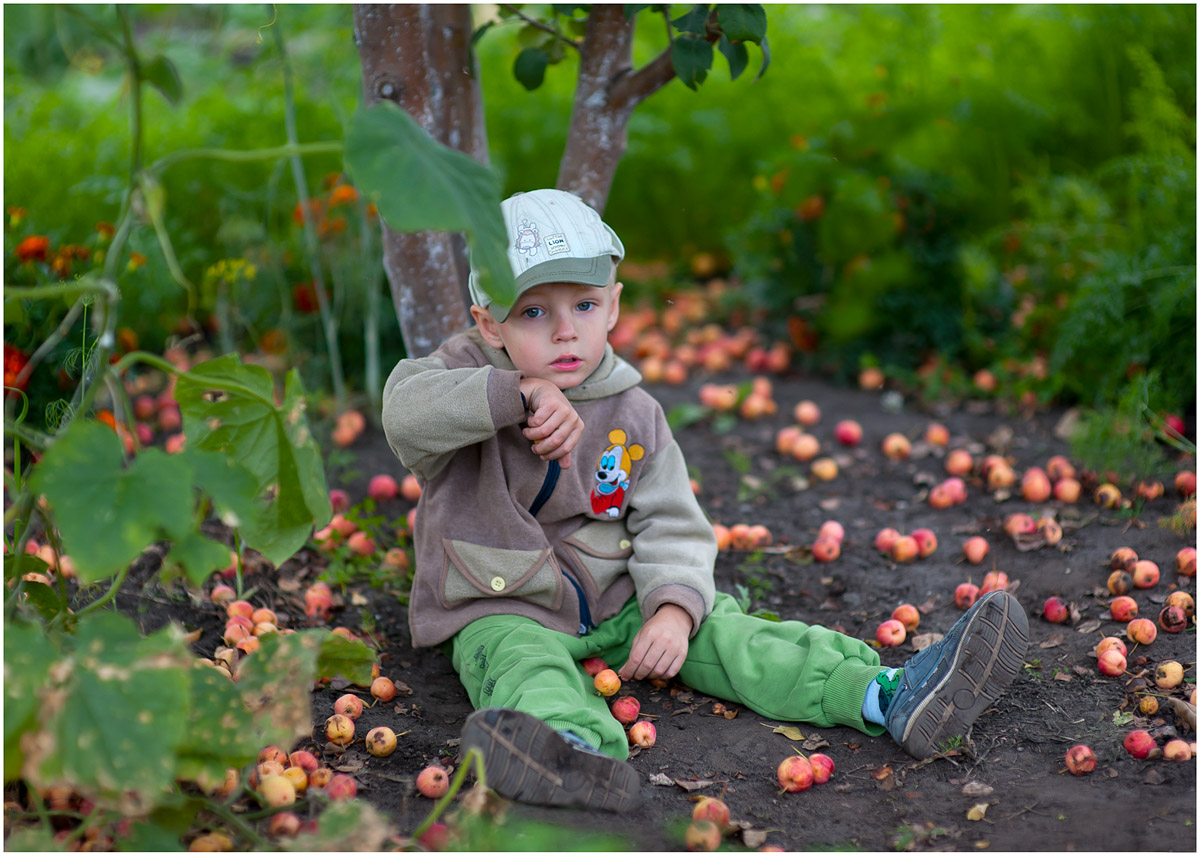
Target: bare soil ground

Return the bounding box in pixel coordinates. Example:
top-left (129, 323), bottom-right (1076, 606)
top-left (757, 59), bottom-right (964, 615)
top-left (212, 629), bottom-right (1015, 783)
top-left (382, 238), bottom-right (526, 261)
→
top-left (119, 372), bottom-right (1196, 852)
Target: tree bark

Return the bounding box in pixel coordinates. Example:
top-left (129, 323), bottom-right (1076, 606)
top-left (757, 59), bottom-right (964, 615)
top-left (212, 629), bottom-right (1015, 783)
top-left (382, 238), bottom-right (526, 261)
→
top-left (556, 6), bottom-right (677, 214)
top-left (353, 3), bottom-right (487, 357)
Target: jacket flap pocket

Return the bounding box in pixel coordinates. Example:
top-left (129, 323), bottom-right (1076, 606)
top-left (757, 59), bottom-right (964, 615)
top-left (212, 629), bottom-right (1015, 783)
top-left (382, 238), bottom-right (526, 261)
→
top-left (441, 539), bottom-right (563, 610)
top-left (561, 520), bottom-right (634, 560)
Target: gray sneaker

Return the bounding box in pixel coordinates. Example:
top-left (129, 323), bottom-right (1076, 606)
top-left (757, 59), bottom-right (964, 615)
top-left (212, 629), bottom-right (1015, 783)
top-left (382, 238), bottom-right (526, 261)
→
top-left (460, 708), bottom-right (641, 812)
top-left (886, 590), bottom-right (1028, 758)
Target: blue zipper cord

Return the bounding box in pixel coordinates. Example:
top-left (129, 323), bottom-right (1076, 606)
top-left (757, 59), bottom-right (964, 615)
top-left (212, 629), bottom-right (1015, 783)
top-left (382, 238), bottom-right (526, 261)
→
top-left (529, 459), bottom-right (560, 518)
top-left (562, 570), bottom-right (594, 636)
top-left (526, 459), bottom-right (592, 634)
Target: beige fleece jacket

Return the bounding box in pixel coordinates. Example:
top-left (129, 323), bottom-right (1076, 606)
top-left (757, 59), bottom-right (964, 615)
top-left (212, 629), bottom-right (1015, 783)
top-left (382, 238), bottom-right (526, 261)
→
top-left (382, 328), bottom-right (717, 648)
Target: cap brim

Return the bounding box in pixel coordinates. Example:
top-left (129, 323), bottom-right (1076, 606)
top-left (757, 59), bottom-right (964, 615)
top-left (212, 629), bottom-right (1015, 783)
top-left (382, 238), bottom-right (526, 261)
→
top-left (489, 255), bottom-right (613, 321)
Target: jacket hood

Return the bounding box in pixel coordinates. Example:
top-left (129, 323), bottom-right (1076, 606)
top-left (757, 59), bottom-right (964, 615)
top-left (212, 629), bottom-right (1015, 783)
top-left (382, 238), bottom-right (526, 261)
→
top-left (465, 326), bottom-right (642, 402)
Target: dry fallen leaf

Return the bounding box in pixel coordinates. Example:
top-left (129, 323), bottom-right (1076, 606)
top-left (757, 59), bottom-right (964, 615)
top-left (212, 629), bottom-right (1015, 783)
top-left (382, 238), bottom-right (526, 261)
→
top-left (962, 781), bottom-right (994, 797)
top-left (1053, 672), bottom-right (1073, 683)
top-left (966, 803), bottom-right (989, 821)
top-left (910, 632), bottom-right (943, 652)
top-left (871, 765), bottom-right (893, 780)
top-left (1169, 698), bottom-right (1196, 732)
top-left (1076, 619), bottom-right (1102, 634)
top-left (801, 736), bottom-right (829, 751)
top-left (741, 829), bottom-right (769, 849)
top-left (766, 724), bottom-right (805, 741)
top-left (1039, 633), bottom-right (1064, 649)
top-left (674, 778), bottom-right (717, 792)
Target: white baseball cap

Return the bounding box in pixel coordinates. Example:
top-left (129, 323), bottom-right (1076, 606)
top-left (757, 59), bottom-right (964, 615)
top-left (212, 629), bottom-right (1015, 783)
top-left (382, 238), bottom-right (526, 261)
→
top-left (469, 189), bottom-right (625, 322)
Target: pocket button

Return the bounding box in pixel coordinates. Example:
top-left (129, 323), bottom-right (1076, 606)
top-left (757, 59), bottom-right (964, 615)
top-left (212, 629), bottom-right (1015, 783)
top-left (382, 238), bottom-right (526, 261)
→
top-left (490, 576), bottom-right (506, 592)
top-left (619, 539), bottom-right (631, 550)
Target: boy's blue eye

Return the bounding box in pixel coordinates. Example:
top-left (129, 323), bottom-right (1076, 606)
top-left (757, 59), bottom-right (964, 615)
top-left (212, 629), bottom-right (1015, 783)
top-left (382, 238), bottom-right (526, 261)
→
top-left (577, 300), bottom-right (597, 312)
top-left (521, 306), bottom-right (544, 319)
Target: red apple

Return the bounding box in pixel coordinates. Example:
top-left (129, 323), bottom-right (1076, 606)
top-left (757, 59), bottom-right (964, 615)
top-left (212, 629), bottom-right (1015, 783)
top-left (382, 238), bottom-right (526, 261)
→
top-left (811, 536), bottom-right (841, 562)
top-left (1163, 739), bottom-right (1192, 762)
top-left (817, 520), bottom-right (845, 544)
top-left (793, 400), bottom-right (821, 426)
top-left (1064, 744), bottom-right (1096, 775)
top-left (581, 657), bottom-right (609, 677)
top-left (1098, 649), bottom-right (1127, 676)
top-left (924, 423), bottom-right (950, 447)
top-left (1109, 547), bottom-right (1138, 571)
top-left (891, 603), bottom-right (920, 633)
top-left (1126, 617), bottom-right (1157, 645)
top-left (692, 796), bottom-right (731, 828)
top-left (875, 619), bottom-right (906, 647)
top-left (910, 528), bottom-right (937, 558)
top-left (1174, 470), bottom-right (1196, 497)
top-left (962, 537), bottom-right (989, 565)
top-left (1045, 455), bottom-right (1076, 482)
top-left (1132, 560), bottom-right (1159, 589)
top-left (400, 473), bottom-right (422, 502)
top-left (1053, 478), bottom-right (1081, 503)
top-left (1042, 596), bottom-right (1070, 624)
top-left (1021, 467), bottom-right (1052, 502)
top-left (833, 420), bottom-right (862, 447)
top-left (945, 449), bottom-right (973, 477)
top-left (874, 528), bottom-right (901, 554)
top-left (1175, 547), bottom-right (1197, 577)
top-left (1094, 636), bottom-right (1126, 658)
top-left (808, 752), bottom-right (835, 784)
top-left (776, 755), bottom-right (814, 793)
top-left (954, 582), bottom-right (980, 610)
top-left (416, 765), bottom-right (449, 799)
top-left (891, 536), bottom-right (918, 564)
top-left (368, 474), bottom-right (398, 502)
top-left (881, 433), bottom-right (911, 461)
top-left (610, 696), bottom-right (641, 725)
top-left (980, 571), bottom-right (1009, 594)
top-left (1106, 570), bottom-right (1133, 596)
top-left (1158, 604), bottom-right (1187, 633)
top-left (628, 720), bottom-right (657, 748)
top-left (685, 820), bottom-right (721, 852)
top-left (1003, 513), bottom-right (1036, 537)
top-left (928, 483), bottom-right (955, 509)
top-left (1122, 729), bottom-right (1156, 760)
top-left (1109, 596), bottom-right (1138, 622)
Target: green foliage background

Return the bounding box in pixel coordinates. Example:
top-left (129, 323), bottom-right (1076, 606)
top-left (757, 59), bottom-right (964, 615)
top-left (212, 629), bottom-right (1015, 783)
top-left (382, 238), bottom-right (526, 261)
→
top-left (4, 4), bottom-right (1196, 424)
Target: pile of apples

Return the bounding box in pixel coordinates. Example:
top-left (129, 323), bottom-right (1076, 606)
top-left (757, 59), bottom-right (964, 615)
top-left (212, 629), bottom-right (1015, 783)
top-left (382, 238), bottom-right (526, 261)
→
top-left (584, 658), bottom-right (657, 749)
top-left (873, 527), bottom-right (937, 564)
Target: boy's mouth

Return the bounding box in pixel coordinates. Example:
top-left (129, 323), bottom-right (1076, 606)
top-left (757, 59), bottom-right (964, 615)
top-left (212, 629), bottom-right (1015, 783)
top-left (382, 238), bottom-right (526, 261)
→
top-left (552, 355), bottom-right (583, 371)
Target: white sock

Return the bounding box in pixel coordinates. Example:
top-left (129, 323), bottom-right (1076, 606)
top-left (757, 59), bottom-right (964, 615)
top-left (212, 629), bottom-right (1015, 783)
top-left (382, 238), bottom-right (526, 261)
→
top-left (861, 667), bottom-right (902, 725)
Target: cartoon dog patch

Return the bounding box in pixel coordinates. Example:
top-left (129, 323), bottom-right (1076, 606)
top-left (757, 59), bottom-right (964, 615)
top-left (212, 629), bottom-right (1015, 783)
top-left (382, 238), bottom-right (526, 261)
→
top-left (590, 429), bottom-right (644, 518)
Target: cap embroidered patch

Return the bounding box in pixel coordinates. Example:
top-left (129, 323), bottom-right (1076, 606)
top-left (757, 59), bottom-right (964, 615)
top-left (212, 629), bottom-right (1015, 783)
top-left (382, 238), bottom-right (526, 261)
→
top-left (544, 233), bottom-right (569, 255)
top-left (514, 219), bottom-right (540, 255)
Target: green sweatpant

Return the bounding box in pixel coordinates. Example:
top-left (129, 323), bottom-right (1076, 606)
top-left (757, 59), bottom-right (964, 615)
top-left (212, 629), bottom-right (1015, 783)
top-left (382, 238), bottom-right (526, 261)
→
top-left (449, 592), bottom-right (886, 759)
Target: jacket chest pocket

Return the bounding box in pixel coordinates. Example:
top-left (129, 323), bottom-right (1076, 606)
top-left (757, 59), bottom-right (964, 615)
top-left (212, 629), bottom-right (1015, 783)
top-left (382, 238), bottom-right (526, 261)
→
top-left (440, 539), bottom-right (564, 611)
top-left (560, 520), bottom-right (634, 595)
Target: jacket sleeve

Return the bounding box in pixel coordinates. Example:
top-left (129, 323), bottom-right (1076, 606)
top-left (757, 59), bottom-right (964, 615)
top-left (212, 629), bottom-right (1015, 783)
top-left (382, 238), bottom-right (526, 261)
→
top-left (623, 438), bottom-right (717, 637)
top-left (381, 350), bottom-right (526, 482)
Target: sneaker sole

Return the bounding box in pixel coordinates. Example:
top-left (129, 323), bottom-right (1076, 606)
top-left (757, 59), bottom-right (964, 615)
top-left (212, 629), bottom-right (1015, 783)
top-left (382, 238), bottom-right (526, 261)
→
top-left (897, 591), bottom-right (1029, 758)
top-left (460, 709), bottom-right (641, 812)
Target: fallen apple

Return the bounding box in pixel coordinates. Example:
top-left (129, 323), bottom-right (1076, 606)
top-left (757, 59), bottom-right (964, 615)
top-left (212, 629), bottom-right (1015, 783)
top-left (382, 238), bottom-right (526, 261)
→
top-left (256, 774), bottom-right (296, 808)
top-left (1131, 560), bottom-right (1160, 589)
top-left (594, 669), bottom-right (621, 697)
top-left (776, 754), bottom-right (814, 793)
top-left (371, 676), bottom-right (397, 702)
top-left (691, 796), bottom-right (731, 828)
top-left (1003, 513), bottom-right (1036, 537)
top-left (811, 537), bottom-right (841, 562)
top-left (1126, 617), bottom-right (1157, 645)
top-left (581, 657), bottom-right (609, 677)
top-left (793, 400), bottom-right (821, 426)
top-left (1097, 649), bottom-right (1127, 677)
top-left (1021, 467), bottom-right (1052, 502)
top-left (980, 570), bottom-right (1009, 594)
top-left (325, 714), bottom-right (355, 747)
top-left (1064, 744), bottom-right (1096, 776)
top-left (874, 528), bottom-right (902, 554)
top-left (1109, 595), bottom-right (1139, 622)
top-left (924, 423), bottom-right (950, 446)
top-left (833, 420), bottom-right (862, 447)
top-left (962, 537), bottom-right (989, 565)
top-left (875, 619), bottom-right (907, 647)
top-left (684, 820), bottom-right (721, 852)
top-left (1045, 455), bottom-right (1076, 482)
top-left (817, 520), bottom-right (845, 544)
top-left (1175, 547), bottom-right (1196, 577)
top-left (1154, 660), bottom-right (1184, 689)
top-left (945, 449), bottom-right (973, 477)
top-left (366, 726), bottom-right (397, 757)
top-left (400, 473), bottom-right (423, 502)
top-left (368, 474), bottom-right (398, 502)
top-left (881, 433), bottom-right (911, 461)
top-left (1158, 605), bottom-right (1188, 634)
top-left (1163, 739), bottom-right (1192, 762)
top-left (324, 774), bottom-right (357, 801)
top-left (910, 528), bottom-right (937, 558)
top-left (811, 457), bottom-right (838, 481)
top-left (628, 720), bottom-right (657, 748)
top-left (1095, 483), bottom-right (1122, 508)
top-left (1052, 477), bottom-right (1081, 503)
top-left (1106, 570), bottom-right (1133, 596)
top-left (1165, 590), bottom-right (1194, 619)
top-left (1122, 729), bottom-right (1156, 760)
top-left (891, 536), bottom-right (918, 564)
top-left (1042, 596), bottom-right (1070, 624)
top-left (891, 603), bottom-right (920, 633)
top-left (1094, 636), bottom-right (1127, 659)
top-left (954, 582), bottom-right (980, 610)
top-left (611, 696), bottom-right (641, 725)
top-left (808, 752), bottom-right (835, 784)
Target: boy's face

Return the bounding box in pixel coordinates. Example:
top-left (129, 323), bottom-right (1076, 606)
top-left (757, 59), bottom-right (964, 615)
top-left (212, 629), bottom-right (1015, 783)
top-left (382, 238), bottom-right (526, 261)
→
top-left (472, 280), bottom-right (623, 390)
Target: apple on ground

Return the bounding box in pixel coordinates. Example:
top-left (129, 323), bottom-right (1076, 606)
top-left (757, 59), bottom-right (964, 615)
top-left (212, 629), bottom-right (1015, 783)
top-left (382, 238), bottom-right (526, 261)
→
top-left (416, 765), bottom-right (450, 798)
top-left (954, 582), bottom-right (980, 610)
top-left (776, 754), bottom-right (815, 793)
top-left (1064, 744), bottom-right (1096, 775)
top-left (875, 619), bottom-right (906, 647)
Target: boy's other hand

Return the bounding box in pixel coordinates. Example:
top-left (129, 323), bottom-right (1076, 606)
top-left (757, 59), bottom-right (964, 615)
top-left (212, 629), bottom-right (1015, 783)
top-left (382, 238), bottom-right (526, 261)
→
top-left (618, 604), bottom-right (692, 682)
top-left (520, 378), bottom-right (585, 469)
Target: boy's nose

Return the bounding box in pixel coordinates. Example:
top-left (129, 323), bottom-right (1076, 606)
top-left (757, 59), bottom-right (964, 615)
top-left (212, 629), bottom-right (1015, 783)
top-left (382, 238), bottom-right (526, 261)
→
top-left (553, 317), bottom-right (578, 341)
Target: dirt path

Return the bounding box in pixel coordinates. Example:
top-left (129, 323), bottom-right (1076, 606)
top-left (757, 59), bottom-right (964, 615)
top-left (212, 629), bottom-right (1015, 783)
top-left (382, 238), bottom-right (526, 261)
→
top-left (127, 372), bottom-right (1197, 851)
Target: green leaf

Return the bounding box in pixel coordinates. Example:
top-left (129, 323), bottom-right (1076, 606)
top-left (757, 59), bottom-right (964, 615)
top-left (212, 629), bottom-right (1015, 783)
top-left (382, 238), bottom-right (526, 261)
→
top-left (4, 622), bottom-right (61, 782)
top-left (4, 552), bottom-right (50, 582)
top-left (469, 21), bottom-right (494, 51)
top-left (316, 633), bottom-right (377, 687)
top-left (717, 4), bottom-right (767, 43)
top-left (753, 34), bottom-right (771, 82)
top-left (624, 4), bottom-right (653, 18)
top-left (174, 664), bottom-right (262, 787)
top-left (284, 800), bottom-right (393, 852)
top-left (234, 631), bottom-right (327, 750)
top-left (30, 422), bottom-right (193, 582)
top-left (164, 532), bottom-right (234, 587)
top-left (116, 800), bottom-right (198, 852)
top-left (718, 34), bottom-right (748, 80)
top-left (666, 402), bottom-right (711, 432)
top-left (671, 34), bottom-right (714, 90)
top-left (671, 4), bottom-right (710, 35)
top-left (513, 47), bottom-right (549, 91)
top-left (23, 613), bottom-right (193, 813)
top-left (16, 579), bottom-right (69, 623)
top-left (4, 297), bottom-right (26, 326)
top-left (5, 826), bottom-right (62, 851)
top-left (142, 54), bottom-right (183, 106)
top-left (175, 356), bottom-right (330, 567)
top-left (181, 448), bottom-right (264, 539)
top-left (344, 102), bottom-right (515, 308)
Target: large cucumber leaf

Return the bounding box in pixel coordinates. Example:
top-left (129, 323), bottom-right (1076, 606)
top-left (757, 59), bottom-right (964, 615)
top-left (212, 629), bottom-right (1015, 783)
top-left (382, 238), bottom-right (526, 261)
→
top-left (30, 422), bottom-right (194, 582)
top-left (4, 622), bottom-right (61, 782)
top-left (176, 355), bottom-right (330, 566)
top-left (344, 101), bottom-right (515, 308)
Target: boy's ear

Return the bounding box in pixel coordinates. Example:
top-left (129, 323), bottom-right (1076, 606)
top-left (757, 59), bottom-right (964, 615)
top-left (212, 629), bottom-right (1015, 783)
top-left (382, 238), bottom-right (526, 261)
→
top-left (606, 280), bottom-right (623, 332)
top-left (470, 305), bottom-right (505, 349)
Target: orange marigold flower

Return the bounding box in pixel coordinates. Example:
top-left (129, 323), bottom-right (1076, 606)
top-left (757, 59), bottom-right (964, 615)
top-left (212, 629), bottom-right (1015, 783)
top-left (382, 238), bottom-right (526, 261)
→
top-left (127, 251), bottom-right (147, 271)
top-left (16, 235), bottom-right (49, 263)
top-left (318, 217), bottom-right (347, 239)
top-left (95, 221), bottom-right (116, 239)
top-left (7, 207), bottom-right (27, 227)
top-left (328, 184), bottom-right (360, 207)
top-left (116, 327), bottom-right (139, 353)
top-left (322, 172), bottom-right (343, 190)
top-left (258, 328), bottom-right (288, 355)
top-left (3, 344), bottom-right (30, 394)
top-left (96, 409), bottom-right (117, 431)
top-left (292, 199), bottom-right (323, 226)
top-left (366, 202), bottom-right (378, 219)
top-left (51, 252), bottom-right (72, 279)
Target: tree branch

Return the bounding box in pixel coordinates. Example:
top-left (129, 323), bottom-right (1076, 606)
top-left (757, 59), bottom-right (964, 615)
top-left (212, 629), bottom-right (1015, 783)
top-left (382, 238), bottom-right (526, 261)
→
top-left (498, 5), bottom-right (581, 52)
top-left (610, 47), bottom-right (676, 111)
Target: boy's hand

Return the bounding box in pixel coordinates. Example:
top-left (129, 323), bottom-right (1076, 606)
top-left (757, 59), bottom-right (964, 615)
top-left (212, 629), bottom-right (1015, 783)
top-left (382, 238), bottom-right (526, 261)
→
top-left (520, 378), bottom-right (584, 468)
top-left (618, 604), bottom-right (693, 682)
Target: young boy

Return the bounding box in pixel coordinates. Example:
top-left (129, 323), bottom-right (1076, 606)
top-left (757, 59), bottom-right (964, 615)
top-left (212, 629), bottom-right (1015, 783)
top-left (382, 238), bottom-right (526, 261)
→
top-left (382, 189), bottom-right (1029, 813)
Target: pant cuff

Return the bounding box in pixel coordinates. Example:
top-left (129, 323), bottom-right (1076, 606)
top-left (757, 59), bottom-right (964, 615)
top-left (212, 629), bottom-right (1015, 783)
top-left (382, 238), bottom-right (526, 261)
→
top-left (544, 719), bottom-right (602, 750)
top-left (821, 659), bottom-right (887, 736)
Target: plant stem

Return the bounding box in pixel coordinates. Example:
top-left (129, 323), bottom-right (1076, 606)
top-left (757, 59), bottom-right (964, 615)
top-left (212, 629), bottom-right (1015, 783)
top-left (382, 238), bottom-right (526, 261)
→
top-left (205, 800), bottom-right (270, 850)
top-left (74, 564), bottom-right (131, 617)
top-left (269, 12), bottom-right (346, 412)
top-left (147, 141), bottom-right (342, 176)
top-left (360, 201), bottom-right (383, 420)
top-left (410, 747), bottom-right (487, 841)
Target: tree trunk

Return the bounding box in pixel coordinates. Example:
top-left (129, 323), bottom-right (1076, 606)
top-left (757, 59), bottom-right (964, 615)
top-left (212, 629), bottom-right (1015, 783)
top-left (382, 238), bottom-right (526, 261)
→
top-left (353, 4), bottom-right (488, 357)
top-left (557, 5), bottom-right (676, 214)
